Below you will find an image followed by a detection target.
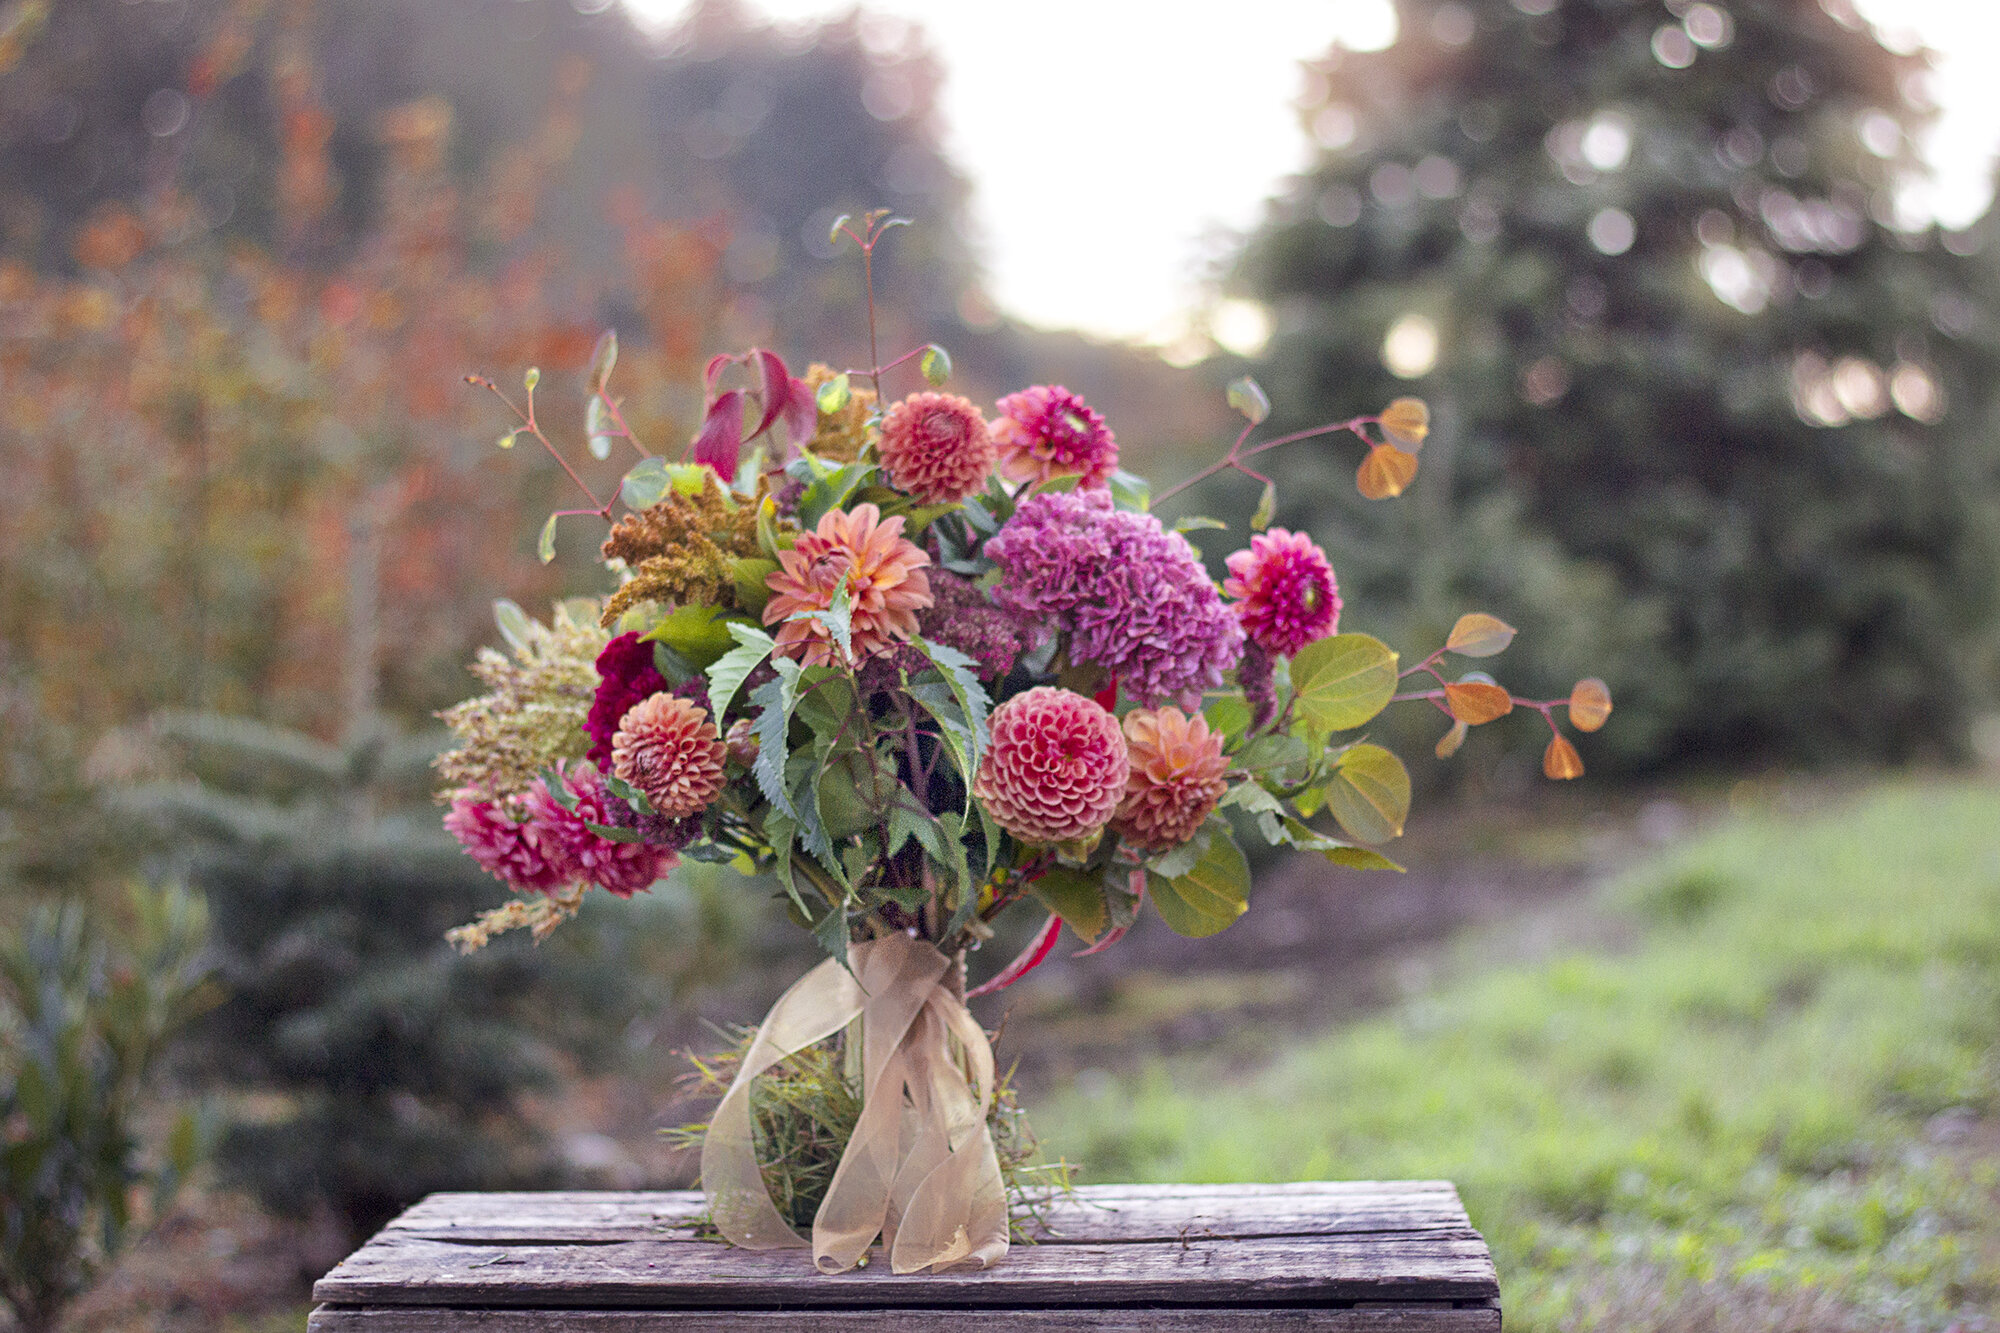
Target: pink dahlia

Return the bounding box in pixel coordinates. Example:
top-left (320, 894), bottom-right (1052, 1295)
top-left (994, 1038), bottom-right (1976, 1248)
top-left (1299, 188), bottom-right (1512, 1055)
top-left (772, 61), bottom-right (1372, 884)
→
top-left (1222, 528), bottom-right (1341, 657)
top-left (878, 392), bottom-right (996, 505)
top-left (972, 687), bottom-right (1129, 845)
top-left (444, 794), bottom-right (573, 893)
top-left (523, 765), bottom-right (678, 897)
top-left (991, 385), bottom-right (1118, 489)
top-left (764, 503), bottom-right (933, 667)
top-left (584, 633), bottom-right (667, 769)
top-left (1110, 707), bottom-right (1230, 852)
top-left (611, 694), bottom-right (727, 818)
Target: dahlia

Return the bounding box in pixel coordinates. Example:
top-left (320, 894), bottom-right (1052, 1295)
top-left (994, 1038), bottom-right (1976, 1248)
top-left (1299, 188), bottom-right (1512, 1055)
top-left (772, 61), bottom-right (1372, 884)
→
top-left (984, 489), bottom-right (1243, 708)
top-left (972, 687), bottom-right (1129, 845)
top-left (764, 503), bottom-right (933, 666)
top-left (523, 765), bottom-right (677, 898)
top-left (444, 794), bottom-right (574, 893)
top-left (878, 392), bottom-right (996, 505)
top-left (1222, 528), bottom-right (1341, 657)
top-left (611, 693), bottom-right (727, 818)
top-left (991, 385), bottom-right (1118, 488)
top-left (1110, 707), bottom-right (1230, 852)
top-left (584, 633), bottom-right (666, 769)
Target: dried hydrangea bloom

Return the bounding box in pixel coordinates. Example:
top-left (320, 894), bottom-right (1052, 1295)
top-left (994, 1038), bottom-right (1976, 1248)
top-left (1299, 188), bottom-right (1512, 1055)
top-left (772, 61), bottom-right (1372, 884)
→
top-left (972, 687), bottom-right (1129, 845)
top-left (878, 391), bottom-right (996, 504)
top-left (522, 764), bottom-right (677, 898)
top-left (1222, 528), bottom-right (1341, 657)
top-left (436, 601), bottom-right (606, 803)
top-left (763, 503), bottom-right (933, 667)
top-left (991, 384), bottom-right (1118, 489)
top-left (1110, 707), bottom-right (1230, 852)
top-left (611, 694), bottom-right (727, 818)
top-left (984, 489), bottom-right (1242, 708)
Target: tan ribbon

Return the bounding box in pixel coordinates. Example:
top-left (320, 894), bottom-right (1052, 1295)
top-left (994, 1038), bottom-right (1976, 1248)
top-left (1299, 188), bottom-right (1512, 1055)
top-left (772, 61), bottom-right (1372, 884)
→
top-left (700, 931), bottom-right (1009, 1275)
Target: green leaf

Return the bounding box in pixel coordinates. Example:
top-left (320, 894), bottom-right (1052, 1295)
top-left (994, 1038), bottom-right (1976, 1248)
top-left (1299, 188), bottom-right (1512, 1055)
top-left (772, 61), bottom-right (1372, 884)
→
top-left (1148, 822), bottom-right (1213, 879)
top-left (813, 901), bottom-right (851, 971)
top-left (1289, 633), bottom-right (1399, 738)
top-left (1227, 375), bottom-right (1271, 424)
top-left (886, 800), bottom-right (925, 859)
top-left (1174, 514), bottom-right (1227, 534)
top-left (1109, 468), bottom-right (1150, 512)
top-left (1236, 733), bottom-right (1309, 776)
top-left (1203, 693), bottom-right (1253, 741)
top-left (621, 457), bottom-right (673, 510)
top-left (730, 557), bottom-right (777, 616)
top-left (749, 663), bottom-right (804, 818)
top-left (1031, 865), bottom-right (1108, 943)
top-left (920, 344), bottom-right (951, 386)
top-left (795, 667), bottom-right (859, 737)
top-left (1251, 479), bottom-right (1278, 532)
top-left (537, 512), bottom-right (560, 564)
top-left (816, 373), bottom-right (852, 414)
top-left (582, 820), bottom-right (644, 844)
top-left (1147, 825), bottom-right (1250, 938)
top-left (791, 580), bottom-right (853, 663)
top-left (1218, 780), bottom-right (1286, 819)
top-left (524, 366), bottom-right (540, 393)
top-left (493, 598), bottom-right (534, 655)
top-left (643, 604), bottom-right (752, 670)
top-left (586, 394), bottom-right (613, 461)
top-left (1446, 612), bottom-right (1518, 658)
top-left (587, 329), bottom-right (618, 394)
top-left (762, 809), bottom-right (812, 918)
top-left (828, 213), bottom-right (852, 244)
top-left (1322, 844), bottom-right (1405, 871)
top-left (815, 744), bottom-right (890, 839)
top-left (538, 765), bottom-right (578, 811)
top-left (1325, 743), bottom-right (1411, 844)
top-left (796, 460), bottom-right (876, 530)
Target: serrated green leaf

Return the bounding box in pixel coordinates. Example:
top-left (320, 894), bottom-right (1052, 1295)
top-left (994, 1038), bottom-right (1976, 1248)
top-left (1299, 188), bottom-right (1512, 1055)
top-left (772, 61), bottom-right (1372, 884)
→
top-left (813, 901), bottom-right (851, 971)
top-left (1031, 865), bottom-right (1108, 943)
top-left (920, 344), bottom-right (951, 386)
top-left (493, 598), bottom-right (534, 655)
top-left (1289, 633), bottom-right (1399, 738)
top-left (1227, 375), bottom-right (1270, 424)
top-left (749, 665), bottom-right (804, 818)
top-left (1325, 743), bottom-right (1410, 844)
top-left (791, 580), bottom-right (853, 663)
top-left (914, 639), bottom-right (990, 771)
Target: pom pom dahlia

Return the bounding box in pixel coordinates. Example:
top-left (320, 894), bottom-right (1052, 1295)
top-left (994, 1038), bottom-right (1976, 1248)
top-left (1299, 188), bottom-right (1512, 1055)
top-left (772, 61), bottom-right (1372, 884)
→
top-left (611, 694), bottom-right (727, 818)
top-left (764, 503), bottom-right (933, 667)
top-left (444, 794), bottom-right (574, 893)
top-left (1222, 528), bottom-right (1341, 657)
top-left (991, 385), bottom-right (1118, 488)
top-left (523, 765), bottom-right (677, 897)
top-left (878, 392), bottom-right (996, 504)
top-left (972, 687), bottom-right (1129, 845)
top-left (985, 490), bottom-right (1243, 708)
top-left (1110, 707), bottom-right (1230, 852)
top-left (584, 633), bottom-right (667, 769)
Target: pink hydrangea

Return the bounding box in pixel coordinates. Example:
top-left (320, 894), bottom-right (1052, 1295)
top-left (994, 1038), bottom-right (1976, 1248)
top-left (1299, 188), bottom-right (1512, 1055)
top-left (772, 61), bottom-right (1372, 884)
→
top-left (972, 687), bottom-right (1129, 844)
top-left (444, 794), bottom-right (573, 894)
top-left (1222, 528), bottom-right (1341, 657)
top-left (522, 765), bottom-right (679, 898)
top-left (984, 489), bottom-right (1243, 708)
top-left (991, 385), bottom-right (1118, 489)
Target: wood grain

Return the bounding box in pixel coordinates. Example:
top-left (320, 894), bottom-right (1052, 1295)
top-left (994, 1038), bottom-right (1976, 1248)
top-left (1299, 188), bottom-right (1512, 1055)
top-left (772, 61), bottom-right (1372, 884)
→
top-left (309, 1304), bottom-right (1503, 1332)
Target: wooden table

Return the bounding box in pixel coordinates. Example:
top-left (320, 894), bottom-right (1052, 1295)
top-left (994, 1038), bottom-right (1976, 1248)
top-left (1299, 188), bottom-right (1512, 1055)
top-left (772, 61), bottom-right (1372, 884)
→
top-left (308, 1181), bottom-right (1501, 1329)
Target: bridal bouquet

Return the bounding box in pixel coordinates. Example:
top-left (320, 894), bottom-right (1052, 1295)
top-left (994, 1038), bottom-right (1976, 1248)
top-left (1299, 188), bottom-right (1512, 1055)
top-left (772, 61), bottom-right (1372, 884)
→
top-left (436, 213), bottom-right (1609, 1274)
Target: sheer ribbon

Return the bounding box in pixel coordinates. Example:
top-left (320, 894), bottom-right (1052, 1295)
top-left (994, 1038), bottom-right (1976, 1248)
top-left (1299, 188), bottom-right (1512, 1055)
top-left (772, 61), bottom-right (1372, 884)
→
top-left (699, 931), bottom-right (1009, 1275)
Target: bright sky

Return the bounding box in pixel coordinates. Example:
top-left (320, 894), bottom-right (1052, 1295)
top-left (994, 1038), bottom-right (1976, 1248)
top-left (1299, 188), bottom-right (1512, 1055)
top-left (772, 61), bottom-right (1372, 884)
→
top-left (626, 0), bottom-right (2000, 347)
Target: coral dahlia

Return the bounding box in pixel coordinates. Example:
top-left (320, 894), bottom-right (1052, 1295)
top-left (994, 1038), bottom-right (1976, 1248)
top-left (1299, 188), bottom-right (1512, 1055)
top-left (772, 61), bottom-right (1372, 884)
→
top-left (878, 391), bottom-right (996, 504)
top-left (991, 385), bottom-right (1118, 489)
top-left (1222, 528), bottom-right (1341, 657)
top-left (611, 694), bottom-right (727, 818)
top-left (972, 687), bottom-right (1129, 845)
top-left (764, 503), bottom-right (933, 667)
top-left (1110, 707), bottom-right (1230, 852)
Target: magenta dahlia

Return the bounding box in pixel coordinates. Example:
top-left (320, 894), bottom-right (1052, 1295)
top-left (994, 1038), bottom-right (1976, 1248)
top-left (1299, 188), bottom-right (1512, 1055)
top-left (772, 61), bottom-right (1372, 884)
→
top-left (584, 633), bottom-right (667, 769)
top-left (878, 392), bottom-right (996, 504)
top-left (991, 385), bottom-right (1118, 489)
top-left (444, 794), bottom-right (573, 894)
top-left (1222, 528), bottom-right (1341, 657)
top-left (522, 764), bottom-right (678, 897)
top-left (972, 687), bottom-right (1129, 845)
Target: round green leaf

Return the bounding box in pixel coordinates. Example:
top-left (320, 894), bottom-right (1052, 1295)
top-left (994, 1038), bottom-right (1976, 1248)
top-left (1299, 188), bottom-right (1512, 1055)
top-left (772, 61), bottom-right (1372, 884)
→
top-left (1146, 828), bottom-right (1250, 938)
top-left (1289, 633), bottom-right (1399, 735)
top-left (1326, 743), bottom-right (1410, 844)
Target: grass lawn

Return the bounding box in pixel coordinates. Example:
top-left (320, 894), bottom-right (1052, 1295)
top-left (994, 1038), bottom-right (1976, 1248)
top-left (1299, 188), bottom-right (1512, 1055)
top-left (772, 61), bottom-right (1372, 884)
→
top-left (1033, 779), bottom-right (2000, 1331)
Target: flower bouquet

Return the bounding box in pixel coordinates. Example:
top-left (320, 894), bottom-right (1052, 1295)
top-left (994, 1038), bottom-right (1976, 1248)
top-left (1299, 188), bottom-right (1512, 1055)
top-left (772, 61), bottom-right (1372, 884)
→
top-left (437, 212), bottom-right (1610, 1275)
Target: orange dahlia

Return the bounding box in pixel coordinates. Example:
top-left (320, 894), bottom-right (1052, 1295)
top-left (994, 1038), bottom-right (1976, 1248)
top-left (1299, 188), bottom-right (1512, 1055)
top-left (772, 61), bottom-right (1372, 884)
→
top-left (1109, 706), bottom-right (1229, 851)
top-left (611, 694), bottom-right (727, 818)
top-left (763, 503), bottom-right (933, 667)
top-left (972, 687), bottom-right (1129, 845)
top-left (878, 391), bottom-right (996, 504)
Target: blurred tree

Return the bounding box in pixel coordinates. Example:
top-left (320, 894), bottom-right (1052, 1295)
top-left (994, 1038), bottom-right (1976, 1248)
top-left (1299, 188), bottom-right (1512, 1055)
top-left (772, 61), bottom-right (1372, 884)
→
top-left (0, 882), bottom-right (213, 1333)
top-left (1232, 0), bottom-right (2000, 770)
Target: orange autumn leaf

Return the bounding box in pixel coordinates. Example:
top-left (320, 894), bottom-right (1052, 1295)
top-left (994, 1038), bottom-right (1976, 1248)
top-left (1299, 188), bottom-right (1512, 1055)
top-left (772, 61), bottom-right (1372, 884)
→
top-left (1357, 444), bottom-right (1418, 500)
top-left (1543, 734), bottom-right (1585, 780)
top-left (1569, 677), bottom-right (1613, 732)
top-left (1435, 719), bottom-right (1468, 759)
top-left (1445, 612), bottom-right (1517, 658)
top-left (1444, 681), bottom-right (1514, 725)
top-left (1379, 396), bottom-right (1430, 449)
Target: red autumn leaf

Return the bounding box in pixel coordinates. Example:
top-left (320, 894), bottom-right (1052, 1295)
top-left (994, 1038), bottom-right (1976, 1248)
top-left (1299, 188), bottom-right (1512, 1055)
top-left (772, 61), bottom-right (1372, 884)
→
top-left (691, 390), bottom-right (746, 482)
top-left (702, 352), bottom-right (734, 393)
top-left (966, 913), bottom-right (1063, 997)
top-left (780, 375), bottom-right (817, 449)
top-left (749, 348), bottom-right (791, 440)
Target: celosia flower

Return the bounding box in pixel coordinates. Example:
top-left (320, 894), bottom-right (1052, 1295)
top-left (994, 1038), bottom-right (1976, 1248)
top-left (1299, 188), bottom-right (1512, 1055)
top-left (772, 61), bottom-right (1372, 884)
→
top-left (435, 601), bottom-right (605, 803)
top-left (984, 489), bottom-right (1243, 708)
top-left (764, 503), bottom-right (933, 666)
top-left (444, 794), bottom-right (574, 893)
top-left (611, 694), bottom-right (727, 818)
top-left (991, 385), bottom-right (1118, 488)
top-left (523, 765), bottom-right (677, 898)
top-left (1222, 528), bottom-right (1341, 657)
top-left (972, 687), bottom-right (1129, 844)
top-left (1110, 707), bottom-right (1230, 852)
top-left (878, 392), bottom-right (996, 504)
top-left (917, 570), bottom-right (1039, 682)
top-left (583, 633), bottom-right (666, 770)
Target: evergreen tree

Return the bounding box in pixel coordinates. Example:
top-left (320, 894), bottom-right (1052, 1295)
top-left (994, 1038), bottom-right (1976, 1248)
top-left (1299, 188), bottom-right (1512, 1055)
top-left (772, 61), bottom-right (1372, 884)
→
top-left (1232, 0), bottom-right (2000, 770)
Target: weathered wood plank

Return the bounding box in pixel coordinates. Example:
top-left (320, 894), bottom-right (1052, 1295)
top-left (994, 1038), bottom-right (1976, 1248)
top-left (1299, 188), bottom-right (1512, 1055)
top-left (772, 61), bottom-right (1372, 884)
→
top-left (313, 1232), bottom-right (1499, 1308)
top-left (308, 1302), bottom-right (1503, 1332)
